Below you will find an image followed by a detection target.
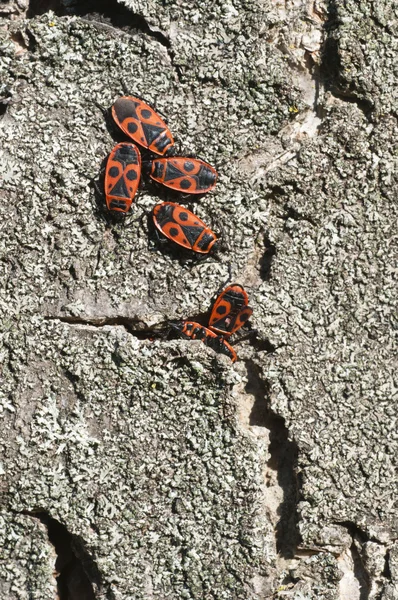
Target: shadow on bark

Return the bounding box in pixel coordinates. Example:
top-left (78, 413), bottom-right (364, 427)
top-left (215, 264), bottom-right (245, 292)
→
top-left (320, 1), bottom-right (373, 114)
top-left (20, 510), bottom-right (101, 600)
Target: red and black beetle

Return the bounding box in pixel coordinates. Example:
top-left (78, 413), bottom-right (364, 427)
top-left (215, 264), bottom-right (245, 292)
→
top-left (152, 202), bottom-right (218, 255)
top-left (104, 142), bottom-right (141, 213)
top-left (208, 284), bottom-right (253, 337)
top-left (111, 96), bottom-right (174, 156)
top-left (149, 157), bottom-right (217, 194)
top-left (171, 284), bottom-right (253, 363)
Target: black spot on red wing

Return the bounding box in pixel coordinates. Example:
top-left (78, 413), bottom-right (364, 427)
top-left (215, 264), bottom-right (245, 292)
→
top-left (109, 166), bottom-right (119, 177)
top-left (239, 312), bottom-right (250, 322)
top-left (183, 239), bottom-right (188, 245)
top-left (170, 227), bottom-right (179, 237)
top-left (126, 169), bottom-right (138, 181)
top-left (127, 122), bottom-right (138, 134)
top-left (179, 179), bottom-right (192, 190)
top-left (216, 306), bottom-right (227, 315)
top-left (179, 211), bottom-right (189, 221)
top-left (184, 161), bottom-right (195, 172)
top-left (108, 183), bottom-right (112, 189)
top-left (141, 109), bottom-right (152, 119)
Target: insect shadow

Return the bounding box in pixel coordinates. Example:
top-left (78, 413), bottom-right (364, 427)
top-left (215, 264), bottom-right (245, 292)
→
top-left (94, 100), bottom-right (127, 145)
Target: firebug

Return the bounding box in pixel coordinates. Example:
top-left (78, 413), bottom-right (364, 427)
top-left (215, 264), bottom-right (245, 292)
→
top-left (209, 284), bottom-right (253, 337)
top-left (149, 157), bottom-right (217, 194)
top-left (152, 202), bottom-right (218, 254)
top-left (102, 142), bottom-right (142, 213)
top-left (170, 284), bottom-right (253, 363)
top-left (111, 96), bottom-right (174, 156)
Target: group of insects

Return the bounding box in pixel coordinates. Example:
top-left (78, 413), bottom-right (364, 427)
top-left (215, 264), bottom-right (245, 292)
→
top-left (97, 95), bottom-right (254, 362)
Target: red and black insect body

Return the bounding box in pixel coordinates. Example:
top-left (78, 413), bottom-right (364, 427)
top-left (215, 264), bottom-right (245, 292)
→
top-left (112, 96), bottom-right (174, 156)
top-left (170, 284), bottom-right (253, 363)
top-left (171, 321), bottom-right (237, 363)
top-left (149, 157), bottom-right (217, 194)
top-left (104, 142), bottom-right (141, 213)
top-left (152, 202), bottom-right (218, 254)
top-left (209, 284), bottom-right (253, 337)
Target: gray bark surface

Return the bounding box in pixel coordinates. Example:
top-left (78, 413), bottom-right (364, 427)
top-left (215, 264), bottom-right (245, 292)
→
top-left (0, 0), bottom-right (397, 598)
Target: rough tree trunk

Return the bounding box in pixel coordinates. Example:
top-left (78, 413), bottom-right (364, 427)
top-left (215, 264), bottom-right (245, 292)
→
top-left (0, 1), bottom-right (397, 598)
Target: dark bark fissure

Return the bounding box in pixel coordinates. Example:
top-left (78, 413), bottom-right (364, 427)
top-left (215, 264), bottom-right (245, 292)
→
top-left (245, 360), bottom-right (301, 558)
top-left (382, 548), bottom-right (392, 580)
top-left (350, 541), bottom-right (371, 600)
top-left (63, 368), bottom-right (88, 403)
top-left (27, 0), bottom-right (170, 48)
top-left (46, 315), bottom-right (272, 359)
top-left (27, 0), bottom-right (61, 17)
top-left (0, 88), bottom-right (12, 118)
top-left (259, 233), bottom-right (276, 282)
top-left (45, 315), bottom-right (168, 338)
top-left (320, 2), bottom-right (373, 116)
top-left (247, 335), bottom-right (276, 353)
top-left (16, 510), bottom-right (100, 600)
top-left (283, 204), bottom-right (318, 228)
top-left (25, 0), bottom-right (182, 83)
top-left (332, 520), bottom-right (385, 600)
top-left (333, 520), bottom-right (386, 546)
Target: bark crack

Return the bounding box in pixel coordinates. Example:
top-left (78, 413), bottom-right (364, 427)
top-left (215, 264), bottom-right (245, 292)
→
top-left (320, 3), bottom-right (374, 117)
top-left (26, 0), bottom-right (182, 82)
top-left (12, 510), bottom-right (102, 600)
top-left (335, 520), bottom-right (395, 600)
top-left (44, 315), bottom-right (168, 338)
top-left (243, 360), bottom-right (301, 559)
